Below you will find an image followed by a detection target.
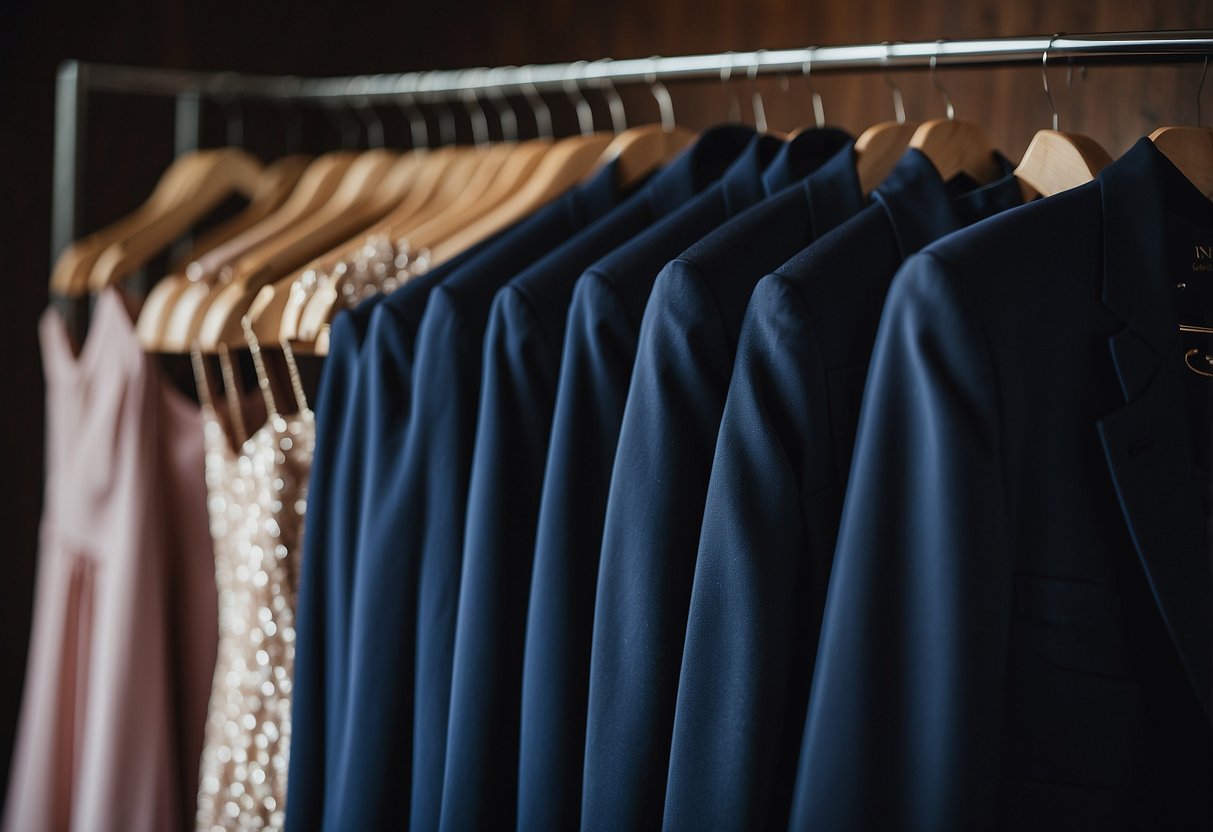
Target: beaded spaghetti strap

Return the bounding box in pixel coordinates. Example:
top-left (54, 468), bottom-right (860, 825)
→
top-left (216, 343), bottom-right (248, 446)
top-left (240, 317), bottom-right (280, 421)
top-left (280, 338), bottom-right (311, 415)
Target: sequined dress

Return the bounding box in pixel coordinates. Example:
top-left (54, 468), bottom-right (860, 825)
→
top-left (195, 346), bottom-right (315, 832)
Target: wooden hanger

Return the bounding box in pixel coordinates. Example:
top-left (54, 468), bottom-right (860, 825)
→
top-left (195, 148), bottom-right (423, 351)
top-left (1013, 42), bottom-right (1113, 199)
top-left (1014, 129), bottom-right (1112, 198)
top-left (854, 48), bottom-right (922, 195)
top-left (428, 131), bottom-right (614, 265)
top-left (855, 120), bottom-right (921, 195)
top-left (908, 53), bottom-right (1004, 185)
top-left (141, 151), bottom-right (359, 352)
top-left (596, 124), bottom-right (696, 189)
top-left (289, 140), bottom-right (556, 345)
top-left (84, 148), bottom-right (265, 294)
top-left (50, 148), bottom-right (263, 296)
top-left (1150, 126), bottom-right (1213, 199)
top-left (166, 154), bottom-right (311, 273)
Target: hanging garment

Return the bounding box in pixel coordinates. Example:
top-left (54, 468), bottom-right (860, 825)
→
top-left (284, 296), bottom-right (379, 832)
top-left (794, 138), bottom-right (1212, 830)
top-left (518, 129), bottom-right (837, 832)
top-left (293, 157), bottom-right (632, 832)
top-left (662, 149), bottom-right (1023, 831)
top-left (287, 231), bottom-right (505, 832)
top-left (194, 353), bottom-right (315, 832)
top-left (441, 125), bottom-right (756, 831)
top-left (5, 290), bottom-right (217, 832)
top-left (581, 130), bottom-right (864, 831)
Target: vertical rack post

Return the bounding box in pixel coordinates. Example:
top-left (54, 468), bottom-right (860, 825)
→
top-left (51, 60), bottom-right (89, 342)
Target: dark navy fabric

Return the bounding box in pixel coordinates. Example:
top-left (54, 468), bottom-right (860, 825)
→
top-left (794, 139), bottom-right (1212, 830)
top-left (325, 158), bottom-right (630, 832)
top-left (285, 294), bottom-right (382, 832)
top-left (439, 125), bottom-right (757, 832)
top-left (286, 230), bottom-right (505, 832)
top-left (663, 151), bottom-right (1023, 832)
top-left (520, 130), bottom-right (851, 832)
top-left (582, 134), bottom-right (866, 832)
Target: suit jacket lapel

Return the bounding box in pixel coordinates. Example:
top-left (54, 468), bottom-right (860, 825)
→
top-left (1097, 139), bottom-right (1212, 720)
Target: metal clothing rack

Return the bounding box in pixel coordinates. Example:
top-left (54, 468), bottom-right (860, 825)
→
top-left (52, 29), bottom-right (1213, 313)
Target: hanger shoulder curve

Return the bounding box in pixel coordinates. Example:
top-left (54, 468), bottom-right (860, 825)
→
top-left (855, 120), bottom-right (921, 195)
top-left (1150, 125), bottom-right (1213, 199)
top-left (1014, 129), bottom-right (1113, 198)
top-left (909, 118), bottom-right (1004, 184)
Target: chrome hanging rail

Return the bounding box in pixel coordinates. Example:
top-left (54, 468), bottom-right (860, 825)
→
top-left (50, 28), bottom-right (1213, 318)
top-left (59, 31), bottom-right (1213, 102)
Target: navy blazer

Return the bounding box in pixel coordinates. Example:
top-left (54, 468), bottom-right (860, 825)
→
top-left (311, 160), bottom-right (630, 832)
top-left (583, 136), bottom-right (866, 831)
top-left (286, 231), bottom-right (506, 831)
top-left (440, 125), bottom-right (757, 832)
top-left (794, 138), bottom-right (1212, 829)
top-left (286, 294), bottom-right (383, 832)
top-left (662, 150), bottom-right (1023, 832)
top-left (519, 131), bottom-right (805, 832)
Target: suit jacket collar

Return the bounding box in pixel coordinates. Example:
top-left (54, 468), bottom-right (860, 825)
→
top-left (794, 140), bottom-right (865, 237)
top-left (871, 149), bottom-right (1019, 259)
top-left (642, 124), bottom-right (756, 216)
top-left (719, 133), bottom-right (783, 215)
top-left (1097, 137), bottom-right (1213, 719)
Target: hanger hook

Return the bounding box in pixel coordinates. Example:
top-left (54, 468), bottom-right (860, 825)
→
top-left (429, 74), bottom-right (458, 146)
top-left (1198, 54), bottom-right (1209, 127)
top-left (398, 89), bottom-right (431, 150)
top-left (270, 75), bottom-right (303, 154)
top-left (208, 71), bottom-right (245, 147)
top-left (930, 40), bottom-right (956, 120)
top-left (720, 51), bottom-right (742, 123)
top-left (748, 50), bottom-right (768, 133)
top-left (484, 67), bottom-right (519, 142)
top-left (564, 61), bottom-right (595, 136)
top-left (881, 42), bottom-right (907, 125)
top-left (592, 58), bottom-right (628, 134)
top-left (347, 76), bottom-right (385, 149)
top-left (1042, 34), bottom-right (1060, 132)
top-left (461, 70), bottom-right (491, 147)
top-left (520, 65), bottom-right (553, 140)
top-left (646, 57), bottom-right (676, 132)
top-left (802, 47), bottom-right (825, 129)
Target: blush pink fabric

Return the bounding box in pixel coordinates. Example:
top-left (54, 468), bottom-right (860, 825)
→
top-left (4, 290), bottom-right (218, 832)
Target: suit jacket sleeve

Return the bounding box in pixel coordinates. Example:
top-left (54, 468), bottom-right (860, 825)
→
top-left (791, 250), bottom-right (1014, 831)
top-left (664, 274), bottom-right (834, 831)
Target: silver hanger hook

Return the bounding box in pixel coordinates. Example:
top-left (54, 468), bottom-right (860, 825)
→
top-left (347, 76), bottom-right (385, 149)
top-left (720, 52), bottom-right (742, 123)
top-left (930, 41), bottom-right (956, 120)
top-left (397, 90), bottom-right (431, 150)
top-left (564, 61), bottom-right (596, 136)
top-left (270, 75), bottom-right (303, 153)
top-left (748, 50), bottom-right (768, 133)
top-left (429, 73), bottom-right (458, 146)
top-left (802, 47), bottom-right (825, 129)
top-left (1198, 55), bottom-right (1209, 127)
top-left (592, 58), bottom-right (627, 134)
top-left (1042, 35), bottom-right (1060, 132)
top-left (646, 57), bottom-right (676, 132)
top-left (483, 67), bottom-right (519, 142)
top-left (208, 71), bottom-right (245, 147)
top-left (520, 65), bottom-right (553, 140)
top-left (461, 70), bottom-right (491, 147)
top-left (881, 42), bottom-right (907, 124)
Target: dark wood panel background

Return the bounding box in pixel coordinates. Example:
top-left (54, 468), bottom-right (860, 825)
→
top-left (0, 0), bottom-right (1207, 810)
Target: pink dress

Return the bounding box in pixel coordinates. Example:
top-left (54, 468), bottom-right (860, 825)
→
top-left (4, 290), bottom-right (218, 832)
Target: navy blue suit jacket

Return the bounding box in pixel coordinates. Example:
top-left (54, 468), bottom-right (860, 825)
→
top-left (287, 231), bottom-right (504, 831)
top-left (300, 160), bottom-right (629, 832)
top-left (582, 135), bottom-right (866, 831)
top-left (663, 150), bottom-right (1022, 831)
top-left (286, 294), bottom-right (382, 832)
top-left (521, 129), bottom-right (855, 832)
top-left (795, 138), bottom-right (1212, 829)
top-left (438, 126), bottom-right (758, 831)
